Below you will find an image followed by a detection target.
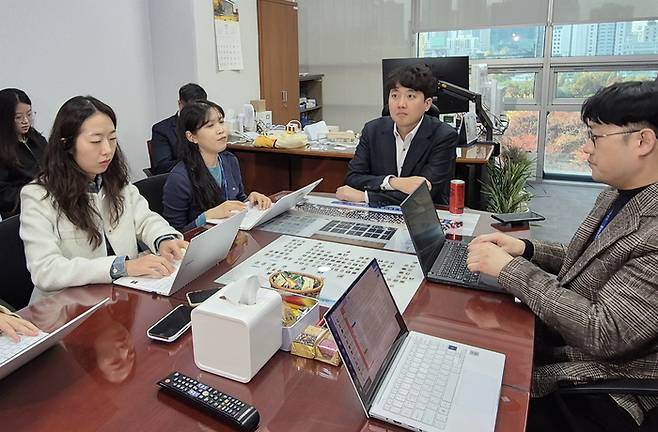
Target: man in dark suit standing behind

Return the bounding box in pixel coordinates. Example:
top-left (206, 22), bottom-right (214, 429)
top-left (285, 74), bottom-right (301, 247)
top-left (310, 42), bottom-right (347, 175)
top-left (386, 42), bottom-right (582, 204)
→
top-left (150, 83), bottom-right (207, 174)
top-left (336, 64), bottom-right (457, 206)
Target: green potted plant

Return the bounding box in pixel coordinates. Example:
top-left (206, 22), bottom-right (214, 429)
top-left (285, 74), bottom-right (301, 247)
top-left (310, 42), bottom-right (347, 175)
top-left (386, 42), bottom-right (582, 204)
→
top-left (481, 146), bottom-right (535, 214)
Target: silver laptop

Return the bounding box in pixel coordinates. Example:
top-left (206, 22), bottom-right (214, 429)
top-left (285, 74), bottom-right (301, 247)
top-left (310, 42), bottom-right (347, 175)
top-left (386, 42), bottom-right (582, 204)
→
top-left (209, 178), bottom-right (323, 230)
top-left (400, 182), bottom-right (504, 294)
top-left (0, 298), bottom-right (109, 380)
top-left (325, 259), bottom-right (505, 432)
top-left (114, 211), bottom-right (246, 296)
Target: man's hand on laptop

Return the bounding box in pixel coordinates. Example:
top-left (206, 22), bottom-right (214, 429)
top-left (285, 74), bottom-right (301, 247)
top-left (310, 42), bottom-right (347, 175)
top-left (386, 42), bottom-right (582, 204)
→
top-left (247, 191), bottom-right (272, 210)
top-left (470, 233), bottom-right (526, 257)
top-left (126, 254), bottom-right (177, 278)
top-left (466, 241), bottom-right (514, 278)
top-left (389, 176), bottom-right (431, 195)
top-left (159, 238), bottom-right (189, 262)
top-left (0, 313), bottom-right (39, 342)
top-left (205, 200), bottom-right (247, 219)
top-left (336, 185), bottom-right (366, 202)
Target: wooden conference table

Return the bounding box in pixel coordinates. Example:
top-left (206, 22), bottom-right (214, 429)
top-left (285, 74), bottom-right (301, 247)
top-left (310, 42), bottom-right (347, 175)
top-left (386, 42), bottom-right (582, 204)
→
top-left (228, 141), bottom-right (495, 210)
top-left (0, 199), bottom-right (533, 432)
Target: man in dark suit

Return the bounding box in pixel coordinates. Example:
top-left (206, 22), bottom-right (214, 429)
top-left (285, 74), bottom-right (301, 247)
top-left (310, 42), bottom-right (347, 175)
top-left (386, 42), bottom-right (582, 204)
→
top-left (468, 81), bottom-right (658, 431)
top-left (336, 64), bottom-right (457, 206)
top-left (150, 83), bottom-right (207, 174)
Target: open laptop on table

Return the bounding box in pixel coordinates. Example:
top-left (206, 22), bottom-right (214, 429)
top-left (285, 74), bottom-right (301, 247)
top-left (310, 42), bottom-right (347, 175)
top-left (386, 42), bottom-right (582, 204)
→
top-left (325, 259), bottom-right (504, 432)
top-left (400, 182), bottom-right (504, 294)
top-left (0, 297), bottom-right (109, 380)
top-left (208, 178), bottom-right (323, 230)
top-left (113, 211), bottom-right (246, 296)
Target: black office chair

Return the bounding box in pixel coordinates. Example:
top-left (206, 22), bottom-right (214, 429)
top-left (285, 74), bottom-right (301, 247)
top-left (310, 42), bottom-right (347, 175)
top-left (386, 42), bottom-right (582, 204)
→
top-left (143, 140), bottom-right (155, 177)
top-left (0, 215), bottom-right (34, 310)
top-left (134, 173), bottom-right (169, 217)
top-left (382, 103), bottom-right (441, 119)
top-left (556, 378), bottom-right (658, 430)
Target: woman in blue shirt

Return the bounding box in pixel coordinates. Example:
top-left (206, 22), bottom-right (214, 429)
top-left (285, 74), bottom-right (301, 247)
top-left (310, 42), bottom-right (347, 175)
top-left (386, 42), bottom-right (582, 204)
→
top-left (162, 100), bottom-right (271, 232)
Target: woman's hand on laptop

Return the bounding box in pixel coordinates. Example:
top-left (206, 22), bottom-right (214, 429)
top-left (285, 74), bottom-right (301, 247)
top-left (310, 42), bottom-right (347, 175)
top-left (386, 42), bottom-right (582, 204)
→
top-left (248, 191), bottom-right (272, 210)
top-left (125, 254), bottom-right (176, 278)
top-left (205, 200), bottom-right (247, 219)
top-left (470, 232), bottom-right (526, 257)
top-left (0, 313), bottom-right (39, 342)
top-left (158, 238), bottom-right (189, 262)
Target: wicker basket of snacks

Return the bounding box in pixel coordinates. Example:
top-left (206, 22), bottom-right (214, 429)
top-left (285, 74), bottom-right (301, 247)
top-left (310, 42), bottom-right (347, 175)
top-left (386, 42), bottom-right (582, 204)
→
top-left (269, 270), bottom-right (324, 298)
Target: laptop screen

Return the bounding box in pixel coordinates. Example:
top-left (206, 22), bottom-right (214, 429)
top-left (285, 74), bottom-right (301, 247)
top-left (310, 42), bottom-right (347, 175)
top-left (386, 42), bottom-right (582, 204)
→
top-left (400, 182), bottom-right (445, 274)
top-left (325, 259), bottom-right (407, 411)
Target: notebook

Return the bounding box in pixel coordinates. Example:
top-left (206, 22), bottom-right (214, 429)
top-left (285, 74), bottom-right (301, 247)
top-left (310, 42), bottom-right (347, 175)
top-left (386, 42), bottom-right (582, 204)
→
top-left (325, 259), bottom-right (504, 432)
top-left (113, 211), bottom-right (245, 296)
top-left (400, 182), bottom-right (504, 293)
top-left (0, 298), bottom-right (109, 380)
top-left (208, 178), bottom-right (323, 230)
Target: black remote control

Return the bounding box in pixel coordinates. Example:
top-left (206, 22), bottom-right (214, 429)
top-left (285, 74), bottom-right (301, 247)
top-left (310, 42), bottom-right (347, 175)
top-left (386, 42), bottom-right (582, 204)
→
top-left (157, 371), bottom-right (260, 431)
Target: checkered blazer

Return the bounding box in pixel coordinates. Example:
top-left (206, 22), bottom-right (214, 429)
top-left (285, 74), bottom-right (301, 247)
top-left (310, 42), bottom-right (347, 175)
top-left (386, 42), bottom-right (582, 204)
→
top-left (499, 182), bottom-right (658, 425)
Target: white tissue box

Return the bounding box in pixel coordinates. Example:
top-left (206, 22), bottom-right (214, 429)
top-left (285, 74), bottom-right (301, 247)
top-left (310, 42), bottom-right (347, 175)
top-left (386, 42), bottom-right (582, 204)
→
top-left (191, 277), bottom-right (282, 383)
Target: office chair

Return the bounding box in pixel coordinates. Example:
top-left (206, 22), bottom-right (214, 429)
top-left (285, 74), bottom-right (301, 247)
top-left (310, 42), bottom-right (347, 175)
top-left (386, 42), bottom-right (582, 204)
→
top-left (382, 103), bottom-right (441, 119)
top-left (0, 215), bottom-right (34, 310)
top-left (556, 378), bottom-right (658, 430)
top-left (134, 173), bottom-right (169, 217)
top-left (143, 140), bottom-right (155, 177)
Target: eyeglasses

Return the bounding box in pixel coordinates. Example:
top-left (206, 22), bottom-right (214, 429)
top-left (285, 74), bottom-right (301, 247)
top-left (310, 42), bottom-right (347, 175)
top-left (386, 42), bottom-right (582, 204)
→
top-left (586, 128), bottom-right (641, 146)
top-left (14, 111), bottom-right (36, 122)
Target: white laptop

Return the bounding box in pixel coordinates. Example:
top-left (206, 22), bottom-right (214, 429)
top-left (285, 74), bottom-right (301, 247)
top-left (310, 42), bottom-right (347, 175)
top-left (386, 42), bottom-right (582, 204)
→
top-left (208, 178), bottom-right (323, 230)
top-left (0, 298), bottom-right (109, 380)
top-left (114, 211), bottom-right (246, 296)
top-left (325, 259), bottom-right (505, 432)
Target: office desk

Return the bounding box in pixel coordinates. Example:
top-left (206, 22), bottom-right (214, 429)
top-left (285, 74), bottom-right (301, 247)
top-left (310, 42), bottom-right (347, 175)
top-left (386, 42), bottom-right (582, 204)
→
top-left (228, 142), bottom-right (495, 209)
top-left (0, 208), bottom-right (532, 432)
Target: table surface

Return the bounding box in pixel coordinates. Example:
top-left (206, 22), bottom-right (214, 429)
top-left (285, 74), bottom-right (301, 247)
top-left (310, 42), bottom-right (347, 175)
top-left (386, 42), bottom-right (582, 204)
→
top-left (228, 141), bottom-right (495, 165)
top-left (0, 202), bottom-right (532, 432)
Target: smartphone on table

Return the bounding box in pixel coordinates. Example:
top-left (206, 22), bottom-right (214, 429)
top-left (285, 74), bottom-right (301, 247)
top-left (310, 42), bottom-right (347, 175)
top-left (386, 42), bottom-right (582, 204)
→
top-left (186, 288), bottom-right (220, 307)
top-left (491, 211), bottom-right (545, 224)
top-left (147, 305), bottom-right (193, 342)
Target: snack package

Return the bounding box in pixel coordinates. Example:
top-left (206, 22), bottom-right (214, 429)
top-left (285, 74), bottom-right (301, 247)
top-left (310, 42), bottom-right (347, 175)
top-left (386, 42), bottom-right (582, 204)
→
top-left (290, 325), bottom-right (342, 366)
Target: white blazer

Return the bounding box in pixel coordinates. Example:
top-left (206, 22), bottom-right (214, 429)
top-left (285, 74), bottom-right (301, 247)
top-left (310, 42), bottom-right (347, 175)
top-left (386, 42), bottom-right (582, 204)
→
top-left (20, 182), bottom-right (181, 303)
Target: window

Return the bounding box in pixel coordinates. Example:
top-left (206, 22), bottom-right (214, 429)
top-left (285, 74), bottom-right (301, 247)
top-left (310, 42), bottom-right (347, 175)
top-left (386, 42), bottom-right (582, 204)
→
top-left (555, 69), bottom-right (658, 99)
top-left (499, 111), bottom-right (539, 162)
top-left (487, 72), bottom-right (538, 103)
top-left (418, 26), bottom-right (545, 60)
top-left (544, 112), bottom-right (589, 175)
top-left (552, 20), bottom-right (658, 57)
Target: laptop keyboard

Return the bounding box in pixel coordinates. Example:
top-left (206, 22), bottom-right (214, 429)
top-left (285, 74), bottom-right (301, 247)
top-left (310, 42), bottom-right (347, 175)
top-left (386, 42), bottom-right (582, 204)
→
top-left (0, 332), bottom-right (49, 365)
top-left (383, 335), bottom-right (466, 430)
top-left (432, 242), bottom-right (479, 284)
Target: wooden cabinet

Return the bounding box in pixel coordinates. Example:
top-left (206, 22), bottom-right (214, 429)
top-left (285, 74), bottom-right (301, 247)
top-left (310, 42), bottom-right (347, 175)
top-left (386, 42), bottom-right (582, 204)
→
top-left (299, 74), bottom-right (323, 126)
top-left (257, 0), bottom-right (299, 125)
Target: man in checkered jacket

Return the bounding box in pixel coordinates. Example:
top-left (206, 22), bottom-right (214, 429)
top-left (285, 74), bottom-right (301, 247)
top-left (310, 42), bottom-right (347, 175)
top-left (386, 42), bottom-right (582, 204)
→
top-left (467, 80), bottom-right (658, 432)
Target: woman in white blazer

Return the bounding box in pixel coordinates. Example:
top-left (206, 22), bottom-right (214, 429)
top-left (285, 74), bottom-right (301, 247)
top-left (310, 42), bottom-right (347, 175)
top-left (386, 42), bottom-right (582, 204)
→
top-left (20, 96), bottom-right (187, 304)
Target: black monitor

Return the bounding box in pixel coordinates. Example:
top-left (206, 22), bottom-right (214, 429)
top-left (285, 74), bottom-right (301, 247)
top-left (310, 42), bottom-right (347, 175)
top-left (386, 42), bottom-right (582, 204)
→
top-left (382, 56), bottom-right (469, 114)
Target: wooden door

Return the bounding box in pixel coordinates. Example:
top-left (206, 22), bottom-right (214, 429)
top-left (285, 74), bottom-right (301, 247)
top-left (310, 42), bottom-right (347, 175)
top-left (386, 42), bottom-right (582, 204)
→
top-left (257, 0), bottom-right (299, 125)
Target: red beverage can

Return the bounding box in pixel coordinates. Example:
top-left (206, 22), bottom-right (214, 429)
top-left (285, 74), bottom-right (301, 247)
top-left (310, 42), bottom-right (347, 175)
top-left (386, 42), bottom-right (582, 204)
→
top-left (449, 179), bottom-right (465, 214)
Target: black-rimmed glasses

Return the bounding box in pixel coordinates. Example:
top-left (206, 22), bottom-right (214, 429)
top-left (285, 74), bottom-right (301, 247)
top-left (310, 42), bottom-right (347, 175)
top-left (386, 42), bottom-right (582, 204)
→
top-left (586, 128), bottom-right (641, 146)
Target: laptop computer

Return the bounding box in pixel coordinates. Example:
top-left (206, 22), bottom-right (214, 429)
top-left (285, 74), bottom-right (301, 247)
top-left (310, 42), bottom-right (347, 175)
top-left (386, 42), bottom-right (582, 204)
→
top-left (325, 259), bottom-right (505, 432)
top-left (0, 297), bottom-right (109, 380)
top-left (400, 182), bottom-right (504, 293)
top-left (208, 178), bottom-right (323, 230)
top-left (113, 211), bottom-right (246, 296)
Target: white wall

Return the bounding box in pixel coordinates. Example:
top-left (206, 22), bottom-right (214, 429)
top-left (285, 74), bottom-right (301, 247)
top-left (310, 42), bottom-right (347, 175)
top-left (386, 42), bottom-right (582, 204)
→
top-left (298, 0), bottom-right (414, 131)
top-left (192, 0), bottom-right (261, 118)
top-left (0, 0), bottom-right (156, 179)
top-left (149, 0), bottom-right (199, 120)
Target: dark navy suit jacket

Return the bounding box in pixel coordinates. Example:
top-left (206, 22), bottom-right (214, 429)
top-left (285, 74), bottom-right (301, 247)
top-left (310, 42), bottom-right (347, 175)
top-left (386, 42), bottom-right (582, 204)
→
top-left (162, 152), bottom-right (247, 232)
top-left (345, 115), bottom-right (457, 206)
top-left (150, 113), bottom-right (180, 174)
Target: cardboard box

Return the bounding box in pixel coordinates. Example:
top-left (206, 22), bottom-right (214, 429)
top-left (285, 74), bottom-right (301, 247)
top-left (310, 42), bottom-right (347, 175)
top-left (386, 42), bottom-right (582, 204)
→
top-left (250, 99), bottom-right (267, 112)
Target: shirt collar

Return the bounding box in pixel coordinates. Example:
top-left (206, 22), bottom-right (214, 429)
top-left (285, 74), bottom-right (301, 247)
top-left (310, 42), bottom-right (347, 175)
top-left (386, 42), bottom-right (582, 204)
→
top-left (393, 116), bottom-right (424, 142)
top-left (88, 175), bottom-right (103, 193)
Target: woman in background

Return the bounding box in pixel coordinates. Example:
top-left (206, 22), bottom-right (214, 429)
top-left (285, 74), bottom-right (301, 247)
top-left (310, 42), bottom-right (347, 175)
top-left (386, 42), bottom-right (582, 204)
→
top-left (20, 96), bottom-right (187, 303)
top-left (163, 100), bottom-right (271, 232)
top-left (0, 88), bottom-right (47, 218)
